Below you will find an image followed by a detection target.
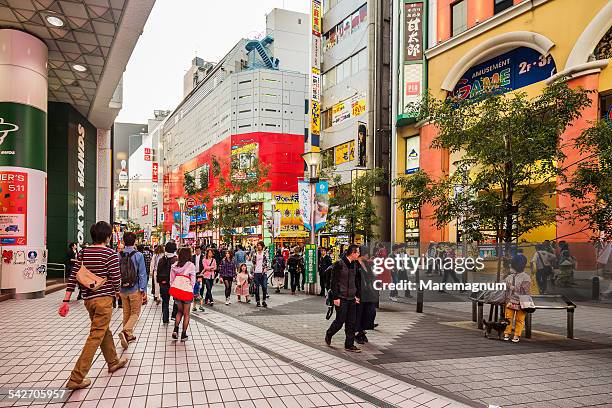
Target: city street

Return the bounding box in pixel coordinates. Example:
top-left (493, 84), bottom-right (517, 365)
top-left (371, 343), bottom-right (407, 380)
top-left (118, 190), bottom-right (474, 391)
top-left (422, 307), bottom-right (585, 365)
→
top-left (2, 285), bottom-right (611, 408)
top-left (0, 290), bottom-right (467, 408)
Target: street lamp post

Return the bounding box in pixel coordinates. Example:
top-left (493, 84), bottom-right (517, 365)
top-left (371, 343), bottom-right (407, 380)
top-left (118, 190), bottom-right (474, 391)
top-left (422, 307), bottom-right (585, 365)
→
top-left (176, 197), bottom-right (185, 246)
top-left (301, 151), bottom-right (322, 295)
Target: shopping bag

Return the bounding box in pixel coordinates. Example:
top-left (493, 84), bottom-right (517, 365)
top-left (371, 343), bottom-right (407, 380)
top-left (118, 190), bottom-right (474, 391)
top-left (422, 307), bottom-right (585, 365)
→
top-left (519, 295), bottom-right (536, 313)
top-left (169, 274), bottom-right (194, 302)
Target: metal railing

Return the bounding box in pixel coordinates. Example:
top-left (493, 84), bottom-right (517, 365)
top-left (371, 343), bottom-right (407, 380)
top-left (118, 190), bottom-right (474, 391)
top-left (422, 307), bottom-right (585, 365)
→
top-left (47, 263), bottom-right (67, 283)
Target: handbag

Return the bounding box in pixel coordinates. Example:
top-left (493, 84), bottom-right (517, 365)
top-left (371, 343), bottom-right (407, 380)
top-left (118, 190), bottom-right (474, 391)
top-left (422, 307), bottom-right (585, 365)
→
top-left (75, 249), bottom-right (107, 291)
top-left (169, 273), bottom-right (194, 302)
top-left (249, 280), bottom-right (256, 295)
top-left (519, 295), bottom-right (536, 313)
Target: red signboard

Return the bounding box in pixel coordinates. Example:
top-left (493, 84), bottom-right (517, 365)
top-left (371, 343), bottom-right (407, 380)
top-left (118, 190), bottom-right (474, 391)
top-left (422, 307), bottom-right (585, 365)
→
top-left (142, 205), bottom-right (149, 216)
top-left (152, 162), bottom-right (159, 183)
top-left (0, 171), bottom-right (28, 245)
top-left (186, 197), bottom-right (196, 209)
top-left (144, 147), bottom-right (152, 161)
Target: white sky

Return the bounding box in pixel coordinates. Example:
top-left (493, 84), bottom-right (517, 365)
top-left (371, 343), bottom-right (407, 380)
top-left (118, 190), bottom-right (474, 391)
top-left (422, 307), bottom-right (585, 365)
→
top-left (115, 0), bottom-right (310, 124)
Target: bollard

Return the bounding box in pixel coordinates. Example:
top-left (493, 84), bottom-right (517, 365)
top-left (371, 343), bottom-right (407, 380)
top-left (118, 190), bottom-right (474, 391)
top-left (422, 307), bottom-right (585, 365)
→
top-left (567, 308), bottom-right (574, 339)
top-left (416, 268), bottom-right (423, 313)
top-left (525, 313), bottom-right (532, 338)
top-left (592, 277), bottom-right (600, 301)
top-left (477, 302), bottom-right (483, 329)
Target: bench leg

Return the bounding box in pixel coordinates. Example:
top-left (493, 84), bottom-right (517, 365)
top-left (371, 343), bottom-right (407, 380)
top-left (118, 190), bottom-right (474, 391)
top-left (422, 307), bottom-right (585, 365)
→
top-left (477, 302), bottom-right (483, 329)
top-left (525, 313), bottom-right (532, 339)
top-left (567, 309), bottom-right (574, 339)
top-left (472, 300), bottom-right (477, 322)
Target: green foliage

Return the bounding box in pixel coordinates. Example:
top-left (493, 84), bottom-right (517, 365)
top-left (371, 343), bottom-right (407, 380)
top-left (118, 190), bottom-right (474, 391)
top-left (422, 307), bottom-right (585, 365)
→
top-left (395, 80), bottom-right (593, 244)
top-left (566, 119), bottom-right (612, 240)
top-left (183, 171), bottom-right (198, 196)
top-left (208, 155), bottom-right (271, 244)
top-left (325, 168), bottom-right (385, 243)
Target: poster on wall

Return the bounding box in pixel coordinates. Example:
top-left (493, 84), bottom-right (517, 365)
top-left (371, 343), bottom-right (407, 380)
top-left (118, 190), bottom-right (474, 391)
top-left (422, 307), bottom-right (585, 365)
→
top-left (0, 171), bottom-right (28, 245)
top-left (298, 181), bottom-right (311, 230)
top-left (331, 93), bottom-right (366, 126)
top-left (403, 64), bottom-right (423, 114)
top-left (231, 142), bottom-right (258, 180)
top-left (334, 140), bottom-right (355, 165)
top-left (357, 123), bottom-right (367, 167)
top-left (405, 136), bottom-right (420, 174)
top-left (451, 47), bottom-right (556, 101)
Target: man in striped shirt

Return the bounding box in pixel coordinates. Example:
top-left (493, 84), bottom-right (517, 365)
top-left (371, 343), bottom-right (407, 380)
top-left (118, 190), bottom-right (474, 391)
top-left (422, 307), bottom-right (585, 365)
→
top-left (59, 221), bottom-right (128, 390)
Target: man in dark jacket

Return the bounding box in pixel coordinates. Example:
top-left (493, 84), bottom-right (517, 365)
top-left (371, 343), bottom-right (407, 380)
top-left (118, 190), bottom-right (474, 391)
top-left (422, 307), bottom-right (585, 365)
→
top-left (325, 244), bottom-right (362, 352)
top-left (318, 247), bottom-right (332, 296)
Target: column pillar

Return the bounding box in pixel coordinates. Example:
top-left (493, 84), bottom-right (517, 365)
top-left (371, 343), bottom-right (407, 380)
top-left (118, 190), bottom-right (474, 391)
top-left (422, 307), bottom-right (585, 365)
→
top-left (97, 129), bottom-right (112, 223)
top-left (0, 29), bottom-right (48, 298)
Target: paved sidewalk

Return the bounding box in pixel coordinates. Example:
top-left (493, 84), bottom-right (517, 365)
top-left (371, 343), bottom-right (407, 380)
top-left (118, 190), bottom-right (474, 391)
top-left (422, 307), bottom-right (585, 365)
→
top-left (0, 291), bottom-right (469, 408)
top-left (203, 285), bottom-right (612, 408)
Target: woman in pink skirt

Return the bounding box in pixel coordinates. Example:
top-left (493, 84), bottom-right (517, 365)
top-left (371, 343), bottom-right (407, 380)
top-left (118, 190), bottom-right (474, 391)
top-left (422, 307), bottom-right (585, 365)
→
top-left (235, 263), bottom-right (251, 303)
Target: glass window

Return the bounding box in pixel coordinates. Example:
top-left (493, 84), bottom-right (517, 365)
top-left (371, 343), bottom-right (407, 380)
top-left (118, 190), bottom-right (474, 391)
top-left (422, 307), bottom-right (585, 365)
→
top-left (359, 49), bottom-right (367, 71)
top-left (351, 54), bottom-right (359, 75)
top-left (494, 0), bottom-right (514, 14)
top-left (451, 1), bottom-right (467, 37)
top-left (343, 59), bottom-right (351, 79)
top-left (328, 67), bottom-right (336, 88)
top-left (336, 63), bottom-right (344, 84)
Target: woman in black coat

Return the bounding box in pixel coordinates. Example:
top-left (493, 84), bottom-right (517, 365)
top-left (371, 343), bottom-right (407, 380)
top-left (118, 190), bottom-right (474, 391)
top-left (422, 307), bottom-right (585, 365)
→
top-left (272, 250), bottom-right (286, 293)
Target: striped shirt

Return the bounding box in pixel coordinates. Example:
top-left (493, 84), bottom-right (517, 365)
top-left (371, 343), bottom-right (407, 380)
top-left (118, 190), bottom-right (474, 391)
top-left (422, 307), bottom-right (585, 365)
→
top-left (66, 246), bottom-right (121, 300)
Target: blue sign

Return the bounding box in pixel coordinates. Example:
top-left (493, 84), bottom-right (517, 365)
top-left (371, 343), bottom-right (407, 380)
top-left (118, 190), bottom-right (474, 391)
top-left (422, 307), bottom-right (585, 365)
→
top-left (452, 47), bottom-right (556, 101)
top-left (173, 211), bottom-right (181, 223)
top-left (189, 204), bottom-right (208, 223)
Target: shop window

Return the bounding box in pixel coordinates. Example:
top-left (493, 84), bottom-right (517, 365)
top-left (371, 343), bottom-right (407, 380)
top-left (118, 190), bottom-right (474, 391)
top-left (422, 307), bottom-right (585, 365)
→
top-left (494, 0), bottom-right (514, 14)
top-left (600, 93), bottom-right (612, 120)
top-left (451, 0), bottom-right (467, 37)
top-left (322, 109), bottom-right (333, 130)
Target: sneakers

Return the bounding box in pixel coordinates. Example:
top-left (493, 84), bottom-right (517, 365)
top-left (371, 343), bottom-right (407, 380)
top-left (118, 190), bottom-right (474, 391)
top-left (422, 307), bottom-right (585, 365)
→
top-left (325, 335), bottom-right (331, 346)
top-left (192, 305), bottom-right (198, 312)
top-left (225, 298), bottom-right (231, 305)
top-left (512, 336), bottom-right (520, 343)
top-left (389, 296), bottom-right (398, 302)
top-left (345, 345), bottom-right (361, 353)
top-left (256, 302), bottom-right (261, 307)
top-left (180, 333), bottom-right (188, 342)
top-left (108, 357), bottom-right (128, 374)
top-left (198, 306), bottom-right (205, 311)
top-left (66, 377), bottom-right (91, 390)
top-left (118, 331), bottom-right (129, 349)
top-left (172, 326), bottom-right (179, 340)
top-left (262, 301), bottom-right (267, 308)
top-left (128, 335), bottom-right (136, 344)
top-left (503, 335), bottom-right (510, 341)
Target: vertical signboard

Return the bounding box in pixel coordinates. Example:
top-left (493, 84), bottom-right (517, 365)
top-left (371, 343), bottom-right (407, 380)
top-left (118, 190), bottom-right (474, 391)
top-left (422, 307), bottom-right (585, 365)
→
top-left (304, 243), bottom-right (317, 284)
top-left (310, 0), bottom-right (322, 148)
top-left (400, 1), bottom-right (426, 119)
top-left (405, 136), bottom-right (420, 174)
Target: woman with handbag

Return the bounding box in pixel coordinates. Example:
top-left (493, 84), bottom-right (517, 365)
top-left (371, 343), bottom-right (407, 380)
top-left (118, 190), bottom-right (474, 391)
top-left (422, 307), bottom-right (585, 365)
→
top-left (202, 249), bottom-right (217, 306)
top-left (169, 247), bottom-right (196, 342)
top-left (503, 254), bottom-right (532, 343)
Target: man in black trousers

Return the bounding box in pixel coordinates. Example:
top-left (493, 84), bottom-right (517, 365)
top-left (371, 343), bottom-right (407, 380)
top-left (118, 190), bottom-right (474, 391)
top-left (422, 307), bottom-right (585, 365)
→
top-left (318, 247), bottom-right (332, 296)
top-left (325, 244), bottom-right (362, 352)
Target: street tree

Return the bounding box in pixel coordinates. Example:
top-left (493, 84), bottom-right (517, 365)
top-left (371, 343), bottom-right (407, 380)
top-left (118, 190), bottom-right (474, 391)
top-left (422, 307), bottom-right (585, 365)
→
top-left (208, 155), bottom-right (271, 245)
top-left (394, 80), bottom-right (592, 279)
top-left (325, 168), bottom-right (385, 244)
top-left (566, 118), bottom-right (612, 241)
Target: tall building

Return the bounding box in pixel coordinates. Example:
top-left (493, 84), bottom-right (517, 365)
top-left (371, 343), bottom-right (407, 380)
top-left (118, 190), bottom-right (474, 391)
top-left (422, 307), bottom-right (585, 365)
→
top-left (318, 0), bottom-right (392, 247)
top-left (183, 57), bottom-right (215, 98)
top-left (0, 0), bottom-right (155, 298)
top-left (391, 0), bottom-right (612, 261)
top-left (161, 9), bottom-right (311, 248)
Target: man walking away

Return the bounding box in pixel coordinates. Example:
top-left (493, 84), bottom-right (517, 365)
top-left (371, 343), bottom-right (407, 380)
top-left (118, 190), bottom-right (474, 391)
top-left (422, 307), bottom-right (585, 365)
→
top-left (318, 247), bottom-right (332, 296)
top-left (59, 221), bottom-right (127, 390)
top-left (157, 241), bottom-right (177, 324)
top-left (325, 244), bottom-right (362, 353)
top-left (272, 250), bottom-right (286, 293)
top-left (119, 232), bottom-right (148, 349)
top-left (287, 247), bottom-right (304, 295)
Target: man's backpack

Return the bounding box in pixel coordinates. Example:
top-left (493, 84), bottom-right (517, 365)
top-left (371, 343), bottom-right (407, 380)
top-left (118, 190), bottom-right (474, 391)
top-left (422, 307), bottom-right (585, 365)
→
top-left (119, 251), bottom-right (138, 288)
top-left (143, 251), bottom-right (152, 273)
top-left (287, 256), bottom-right (299, 273)
top-left (156, 255), bottom-right (176, 284)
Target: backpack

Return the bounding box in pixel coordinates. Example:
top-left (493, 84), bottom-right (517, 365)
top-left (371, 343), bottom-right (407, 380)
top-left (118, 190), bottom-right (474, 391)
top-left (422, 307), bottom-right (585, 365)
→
top-left (119, 251), bottom-right (138, 288)
top-left (157, 255), bottom-right (176, 284)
